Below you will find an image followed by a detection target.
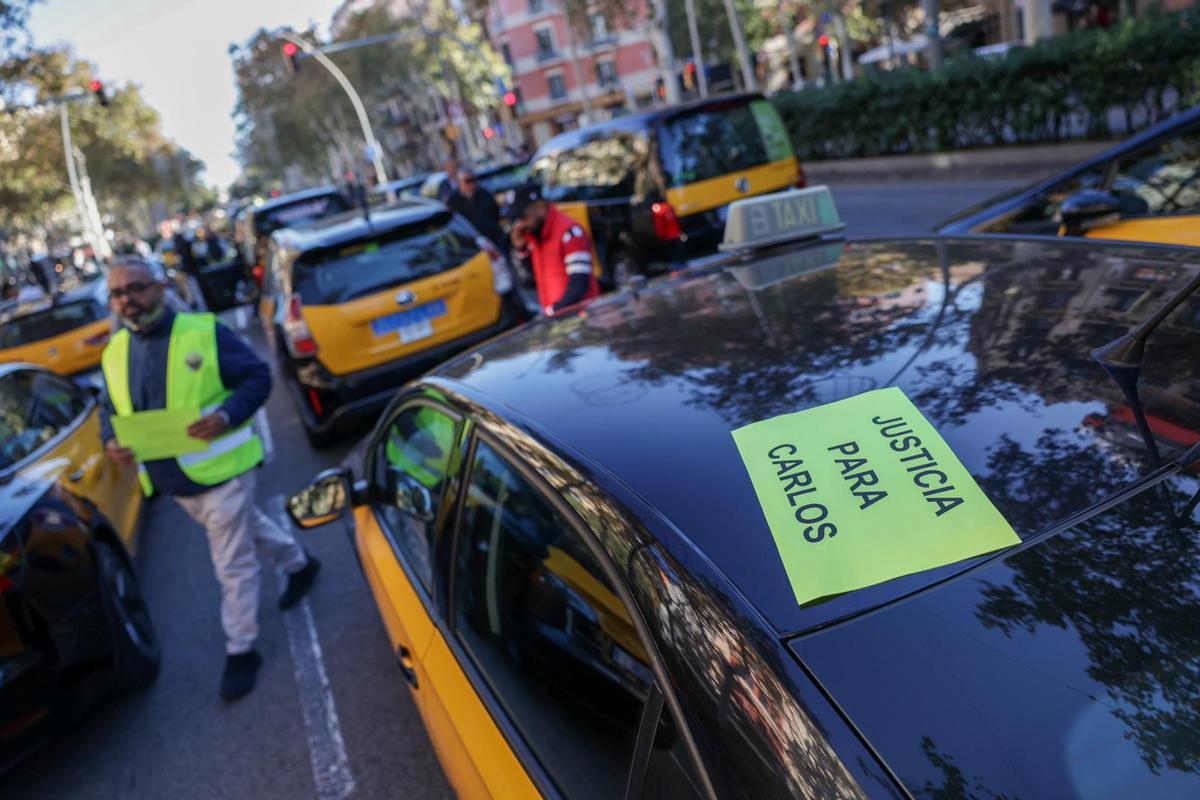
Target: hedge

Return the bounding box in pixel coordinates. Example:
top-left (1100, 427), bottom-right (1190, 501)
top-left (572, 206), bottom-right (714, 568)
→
top-left (771, 10), bottom-right (1200, 161)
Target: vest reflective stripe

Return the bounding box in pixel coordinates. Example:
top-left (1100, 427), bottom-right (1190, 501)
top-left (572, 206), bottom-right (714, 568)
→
top-left (101, 313), bottom-right (263, 495)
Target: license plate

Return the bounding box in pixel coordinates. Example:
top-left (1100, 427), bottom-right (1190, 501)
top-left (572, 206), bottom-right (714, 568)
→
top-left (371, 299), bottom-right (448, 337)
top-left (398, 320), bottom-right (434, 344)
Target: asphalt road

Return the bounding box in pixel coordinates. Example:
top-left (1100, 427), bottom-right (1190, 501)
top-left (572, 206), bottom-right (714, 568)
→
top-left (4, 180), bottom-right (1020, 800)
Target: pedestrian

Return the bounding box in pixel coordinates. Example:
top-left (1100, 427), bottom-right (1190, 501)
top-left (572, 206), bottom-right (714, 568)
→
top-left (99, 256), bottom-right (320, 702)
top-left (436, 156), bottom-right (460, 203)
top-left (447, 168), bottom-right (506, 253)
top-left (507, 183), bottom-right (600, 315)
top-left (172, 224), bottom-right (197, 275)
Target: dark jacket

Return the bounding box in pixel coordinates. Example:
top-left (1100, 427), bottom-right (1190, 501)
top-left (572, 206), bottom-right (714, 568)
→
top-left (448, 189), bottom-right (506, 250)
top-left (98, 310), bottom-right (272, 497)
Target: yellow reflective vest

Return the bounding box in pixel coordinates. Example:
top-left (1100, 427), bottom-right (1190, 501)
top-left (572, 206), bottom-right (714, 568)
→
top-left (101, 312), bottom-right (263, 496)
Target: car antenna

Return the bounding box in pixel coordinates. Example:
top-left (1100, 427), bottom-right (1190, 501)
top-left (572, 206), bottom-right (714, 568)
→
top-left (1090, 268), bottom-right (1200, 466)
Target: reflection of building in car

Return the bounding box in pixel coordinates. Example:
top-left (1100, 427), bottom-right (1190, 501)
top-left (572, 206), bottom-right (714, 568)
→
top-left (288, 195), bottom-right (1200, 799)
top-left (0, 363), bottom-right (155, 771)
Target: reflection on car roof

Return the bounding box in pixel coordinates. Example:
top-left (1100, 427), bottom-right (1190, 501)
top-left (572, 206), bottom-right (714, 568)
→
top-left (431, 235), bottom-right (1200, 635)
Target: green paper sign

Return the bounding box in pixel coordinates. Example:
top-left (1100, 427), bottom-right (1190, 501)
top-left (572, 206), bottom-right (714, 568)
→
top-left (731, 387), bottom-right (1019, 606)
top-left (111, 408), bottom-right (206, 462)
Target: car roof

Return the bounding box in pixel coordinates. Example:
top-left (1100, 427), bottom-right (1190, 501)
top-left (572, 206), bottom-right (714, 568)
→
top-left (431, 235), bottom-right (1200, 637)
top-left (535, 92), bottom-right (766, 152)
top-left (272, 198), bottom-right (450, 254)
top-left (254, 185), bottom-right (344, 213)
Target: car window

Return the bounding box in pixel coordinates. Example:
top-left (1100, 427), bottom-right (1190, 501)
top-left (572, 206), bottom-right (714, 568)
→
top-left (988, 165), bottom-right (1106, 234)
top-left (1111, 127), bottom-right (1200, 216)
top-left (373, 404), bottom-right (459, 591)
top-left (452, 440), bottom-right (653, 798)
top-left (658, 99), bottom-right (793, 188)
top-left (0, 300), bottom-right (107, 348)
top-left (640, 708), bottom-right (705, 800)
top-left (0, 370), bottom-right (88, 469)
top-left (293, 213), bottom-right (481, 305)
top-left (478, 165), bottom-right (530, 195)
top-left (256, 194), bottom-right (350, 235)
top-left (529, 133), bottom-right (646, 202)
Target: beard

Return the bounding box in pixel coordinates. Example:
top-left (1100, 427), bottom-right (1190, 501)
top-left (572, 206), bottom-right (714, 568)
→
top-left (120, 302), bottom-right (165, 332)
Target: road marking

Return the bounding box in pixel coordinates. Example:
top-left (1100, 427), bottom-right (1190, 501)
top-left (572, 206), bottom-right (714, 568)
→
top-left (271, 497), bottom-right (356, 800)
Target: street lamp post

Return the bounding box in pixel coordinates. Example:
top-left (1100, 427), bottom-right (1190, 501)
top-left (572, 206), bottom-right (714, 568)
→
top-left (279, 31), bottom-right (392, 196)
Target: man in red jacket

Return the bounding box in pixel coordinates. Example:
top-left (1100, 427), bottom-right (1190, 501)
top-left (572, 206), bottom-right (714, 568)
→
top-left (507, 184), bottom-right (600, 315)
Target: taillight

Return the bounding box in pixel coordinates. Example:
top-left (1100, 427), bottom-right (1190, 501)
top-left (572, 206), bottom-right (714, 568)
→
top-left (651, 202), bottom-right (682, 240)
top-left (795, 164), bottom-right (807, 189)
top-left (282, 293), bottom-right (317, 357)
top-left (83, 331), bottom-right (110, 347)
top-left (476, 236), bottom-right (513, 294)
top-left (252, 264), bottom-right (264, 287)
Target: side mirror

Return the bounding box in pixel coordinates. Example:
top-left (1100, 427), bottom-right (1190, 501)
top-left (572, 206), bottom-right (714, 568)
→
top-left (387, 465), bottom-right (435, 522)
top-left (287, 467), bottom-right (352, 529)
top-left (1060, 189), bottom-right (1121, 236)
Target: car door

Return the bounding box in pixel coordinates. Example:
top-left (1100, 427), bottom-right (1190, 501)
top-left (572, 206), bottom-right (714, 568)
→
top-left (1086, 123), bottom-right (1200, 247)
top-left (356, 400), bottom-right (465, 725)
top-left (2, 369), bottom-right (142, 547)
top-left (418, 431), bottom-right (659, 799)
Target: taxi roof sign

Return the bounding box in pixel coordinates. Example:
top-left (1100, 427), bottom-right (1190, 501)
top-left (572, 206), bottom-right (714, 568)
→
top-left (720, 186), bottom-right (844, 252)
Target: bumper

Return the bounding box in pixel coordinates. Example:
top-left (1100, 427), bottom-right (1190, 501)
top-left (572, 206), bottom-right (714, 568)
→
top-left (289, 297), bottom-right (523, 434)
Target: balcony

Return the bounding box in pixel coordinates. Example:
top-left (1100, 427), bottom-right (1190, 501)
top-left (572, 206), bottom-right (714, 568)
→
top-left (536, 48), bottom-right (560, 63)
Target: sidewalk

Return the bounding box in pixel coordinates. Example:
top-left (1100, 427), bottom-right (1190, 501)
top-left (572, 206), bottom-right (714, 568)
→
top-left (802, 140), bottom-right (1114, 184)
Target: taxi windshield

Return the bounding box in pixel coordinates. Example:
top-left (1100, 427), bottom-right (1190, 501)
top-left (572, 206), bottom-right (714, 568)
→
top-left (658, 99), bottom-right (795, 187)
top-left (0, 301), bottom-right (107, 349)
top-left (292, 213), bottom-right (481, 305)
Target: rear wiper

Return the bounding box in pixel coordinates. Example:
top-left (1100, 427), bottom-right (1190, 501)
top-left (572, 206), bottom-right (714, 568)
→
top-left (1091, 269), bottom-right (1200, 466)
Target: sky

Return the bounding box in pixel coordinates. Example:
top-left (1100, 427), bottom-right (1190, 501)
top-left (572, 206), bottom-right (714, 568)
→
top-left (30, 0), bottom-right (343, 190)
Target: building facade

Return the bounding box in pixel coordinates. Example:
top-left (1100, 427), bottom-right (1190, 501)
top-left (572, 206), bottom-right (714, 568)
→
top-left (486, 0), bottom-right (662, 146)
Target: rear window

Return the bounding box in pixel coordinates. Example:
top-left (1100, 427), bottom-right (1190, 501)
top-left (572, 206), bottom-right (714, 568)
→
top-left (292, 212), bottom-right (481, 304)
top-left (529, 133), bottom-right (647, 202)
top-left (478, 164), bottom-right (529, 195)
top-left (0, 301), bottom-right (107, 348)
top-left (256, 194), bottom-right (350, 235)
top-left (658, 99), bottom-right (794, 187)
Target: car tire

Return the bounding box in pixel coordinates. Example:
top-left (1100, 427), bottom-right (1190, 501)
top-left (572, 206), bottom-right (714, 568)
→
top-left (94, 539), bottom-right (160, 692)
top-left (304, 423), bottom-right (339, 450)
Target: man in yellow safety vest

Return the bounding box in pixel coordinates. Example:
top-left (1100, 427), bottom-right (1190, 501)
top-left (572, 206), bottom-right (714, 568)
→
top-left (100, 257), bottom-right (319, 702)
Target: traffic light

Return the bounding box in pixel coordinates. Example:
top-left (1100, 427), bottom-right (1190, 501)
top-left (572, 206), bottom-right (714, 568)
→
top-left (683, 62), bottom-right (697, 91)
top-left (817, 34), bottom-right (830, 48)
top-left (503, 91), bottom-right (518, 108)
top-left (656, 77), bottom-right (666, 101)
top-left (483, 126), bottom-right (496, 140)
top-left (89, 79), bottom-right (109, 107)
top-left (502, 88), bottom-right (523, 116)
top-left (282, 41), bottom-right (300, 76)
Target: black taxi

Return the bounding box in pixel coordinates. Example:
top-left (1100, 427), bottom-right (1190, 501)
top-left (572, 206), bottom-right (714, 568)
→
top-left (289, 189), bottom-right (1200, 798)
top-left (527, 93), bottom-right (804, 287)
top-left (262, 199), bottom-right (523, 446)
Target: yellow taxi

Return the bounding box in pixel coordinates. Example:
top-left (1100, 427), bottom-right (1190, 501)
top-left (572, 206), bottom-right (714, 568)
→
top-left (938, 104), bottom-right (1200, 246)
top-left (526, 92), bottom-right (804, 286)
top-left (0, 362), bottom-right (155, 767)
top-left (0, 281), bottom-right (112, 378)
top-left (261, 200), bottom-right (524, 447)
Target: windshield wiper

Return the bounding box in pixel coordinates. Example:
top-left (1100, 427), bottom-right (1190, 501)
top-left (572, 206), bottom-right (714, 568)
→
top-left (1091, 269), bottom-right (1200, 466)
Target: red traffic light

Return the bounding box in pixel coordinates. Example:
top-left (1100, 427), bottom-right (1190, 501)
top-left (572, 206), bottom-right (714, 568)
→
top-left (483, 127), bottom-right (496, 139)
top-left (503, 91), bottom-right (518, 107)
top-left (818, 34), bottom-right (830, 47)
top-left (88, 79), bottom-right (102, 92)
top-left (685, 62), bottom-right (697, 74)
top-left (282, 42), bottom-right (299, 57)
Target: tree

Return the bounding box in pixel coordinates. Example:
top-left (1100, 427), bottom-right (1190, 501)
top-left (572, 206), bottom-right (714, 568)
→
top-left (0, 45), bottom-right (208, 242)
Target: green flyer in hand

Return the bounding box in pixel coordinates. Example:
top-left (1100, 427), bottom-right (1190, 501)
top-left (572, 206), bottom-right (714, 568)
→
top-left (111, 408), bottom-right (208, 461)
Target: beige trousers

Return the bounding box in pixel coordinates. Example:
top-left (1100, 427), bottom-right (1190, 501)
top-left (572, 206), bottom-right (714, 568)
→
top-left (176, 471), bottom-right (307, 654)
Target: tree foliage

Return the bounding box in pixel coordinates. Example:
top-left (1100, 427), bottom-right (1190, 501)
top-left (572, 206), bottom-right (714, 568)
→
top-left (0, 44), bottom-right (207, 240)
top-left (231, 0), bottom-right (507, 188)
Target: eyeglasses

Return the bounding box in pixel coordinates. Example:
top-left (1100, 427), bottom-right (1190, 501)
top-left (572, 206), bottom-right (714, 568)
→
top-left (109, 282), bottom-right (155, 300)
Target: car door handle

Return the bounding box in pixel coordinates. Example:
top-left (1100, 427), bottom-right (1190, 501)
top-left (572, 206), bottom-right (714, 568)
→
top-left (397, 646), bottom-right (419, 689)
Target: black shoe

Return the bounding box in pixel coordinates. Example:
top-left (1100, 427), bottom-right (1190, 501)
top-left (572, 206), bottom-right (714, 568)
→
top-left (220, 650), bottom-right (262, 702)
top-left (279, 553), bottom-right (321, 610)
